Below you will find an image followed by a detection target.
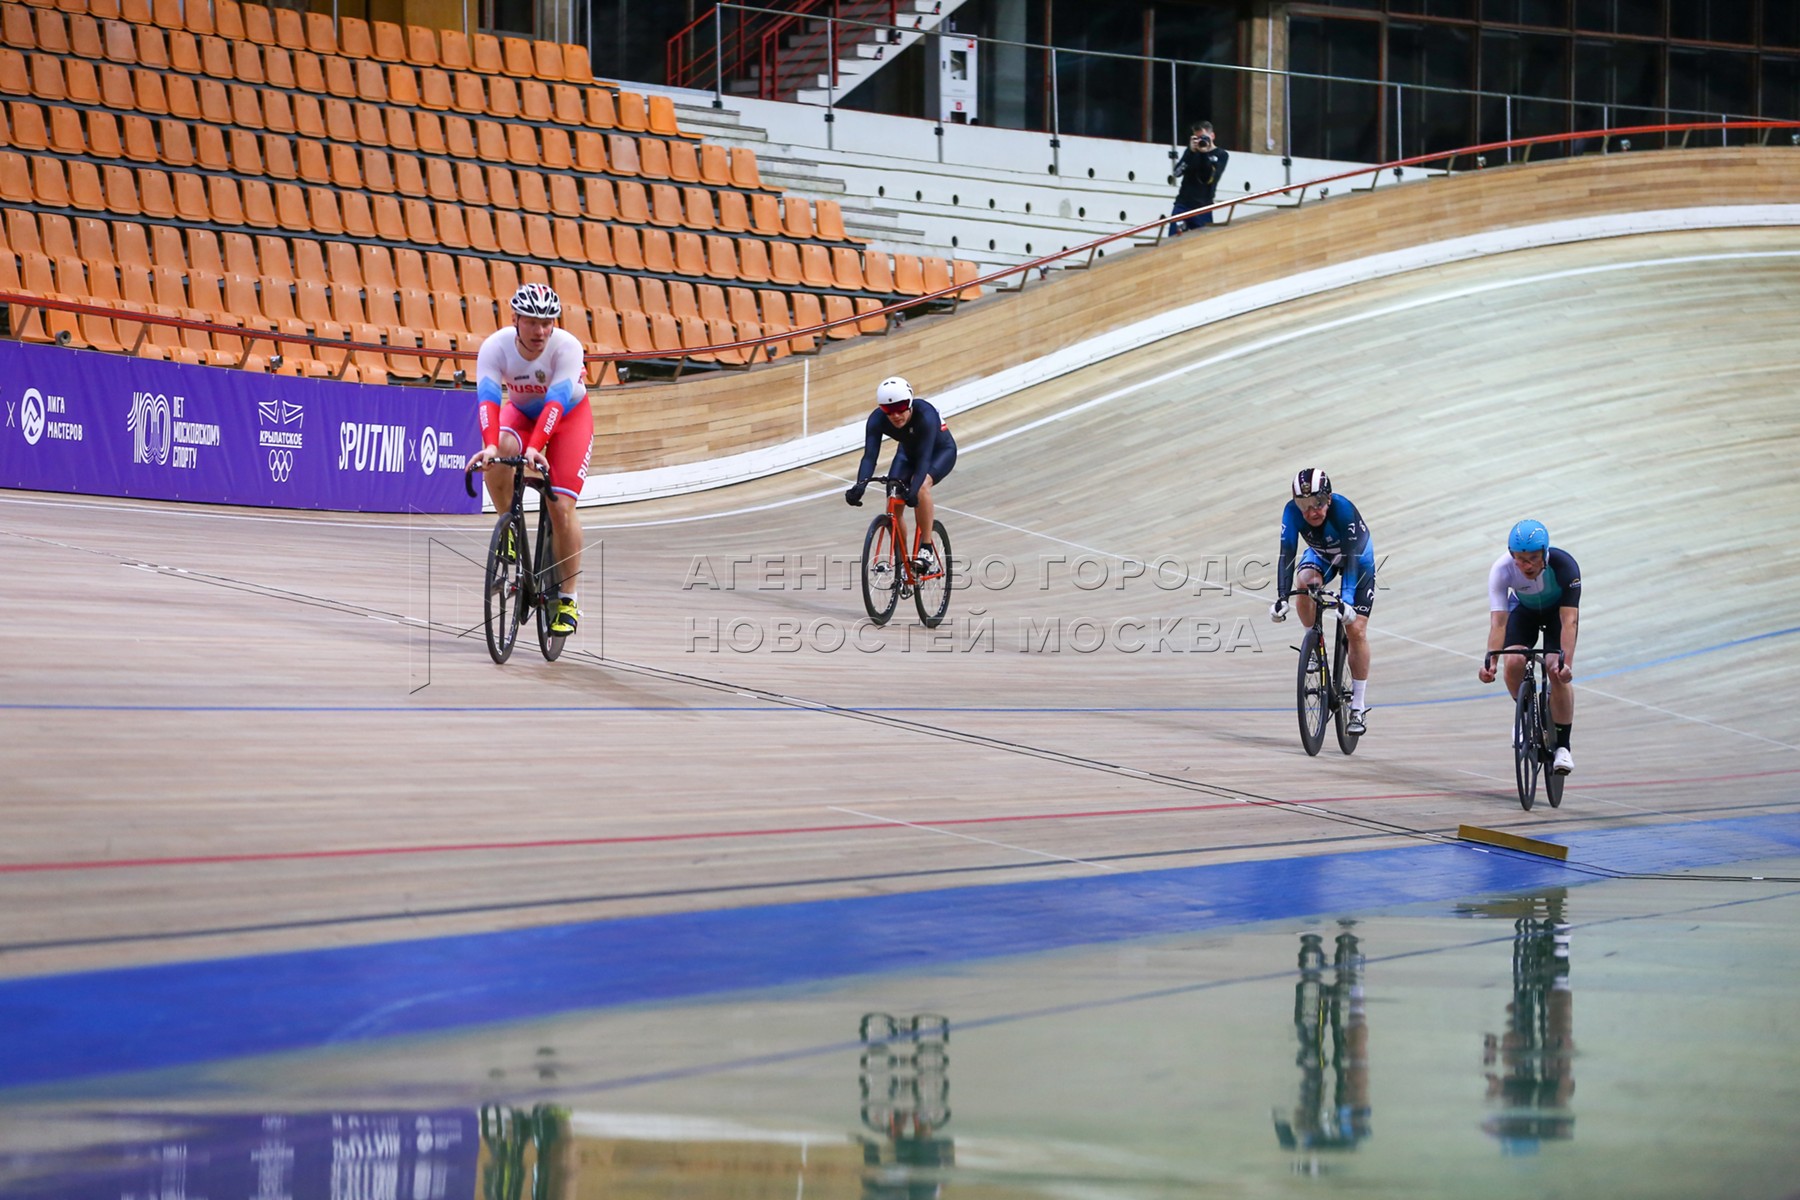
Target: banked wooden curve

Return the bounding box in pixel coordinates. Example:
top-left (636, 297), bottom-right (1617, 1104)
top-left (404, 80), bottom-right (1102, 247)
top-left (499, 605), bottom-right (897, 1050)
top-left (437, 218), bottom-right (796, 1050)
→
top-left (591, 147), bottom-right (1800, 476)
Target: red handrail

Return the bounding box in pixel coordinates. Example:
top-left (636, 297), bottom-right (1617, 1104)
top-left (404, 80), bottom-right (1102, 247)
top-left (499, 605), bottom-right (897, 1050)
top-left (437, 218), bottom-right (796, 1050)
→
top-left (7, 121), bottom-right (1797, 380)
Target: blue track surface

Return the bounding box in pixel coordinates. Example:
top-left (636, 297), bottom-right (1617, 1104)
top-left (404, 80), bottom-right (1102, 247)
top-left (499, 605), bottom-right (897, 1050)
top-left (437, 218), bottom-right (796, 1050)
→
top-left (2, 813), bottom-right (1796, 1091)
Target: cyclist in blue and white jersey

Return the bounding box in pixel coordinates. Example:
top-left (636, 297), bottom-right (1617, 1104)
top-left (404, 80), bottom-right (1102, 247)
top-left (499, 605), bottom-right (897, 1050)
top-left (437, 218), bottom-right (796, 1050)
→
top-left (1479, 519), bottom-right (1581, 775)
top-left (1269, 468), bottom-right (1376, 735)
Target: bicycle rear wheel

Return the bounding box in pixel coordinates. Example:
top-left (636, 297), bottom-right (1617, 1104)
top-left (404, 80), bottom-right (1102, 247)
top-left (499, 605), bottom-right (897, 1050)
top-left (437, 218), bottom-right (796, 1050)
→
top-left (1514, 678), bottom-right (1540, 811)
top-left (913, 520), bottom-right (952, 628)
top-left (483, 512), bottom-right (525, 664)
top-left (534, 505), bottom-right (566, 661)
top-left (861, 515), bottom-right (901, 625)
top-left (1297, 627), bottom-right (1328, 757)
top-left (1332, 620), bottom-right (1360, 755)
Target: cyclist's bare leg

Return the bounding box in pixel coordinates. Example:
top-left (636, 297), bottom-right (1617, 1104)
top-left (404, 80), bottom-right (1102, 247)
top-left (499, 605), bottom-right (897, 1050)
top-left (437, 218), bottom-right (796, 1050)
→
top-left (548, 492), bottom-right (582, 596)
top-left (1549, 675), bottom-right (1574, 725)
top-left (1293, 566), bottom-right (1324, 628)
top-left (914, 476), bottom-right (936, 556)
top-left (1500, 644), bottom-right (1529, 699)
top-left (483, 429), bottom-right (523, 513)
top-left (1344, 613), bottom-right (1370, 680)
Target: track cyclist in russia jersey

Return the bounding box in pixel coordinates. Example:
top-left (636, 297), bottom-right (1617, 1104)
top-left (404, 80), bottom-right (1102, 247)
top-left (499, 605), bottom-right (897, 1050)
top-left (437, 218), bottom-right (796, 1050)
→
top-left (844, 376), bottom-right (957, 575)
top-left (1479, 519), bottom-right (1581, 775)
top-left (467, 283), bottom-right (593, 637)
top-left (1268, 468), bottom-right (1377, 735)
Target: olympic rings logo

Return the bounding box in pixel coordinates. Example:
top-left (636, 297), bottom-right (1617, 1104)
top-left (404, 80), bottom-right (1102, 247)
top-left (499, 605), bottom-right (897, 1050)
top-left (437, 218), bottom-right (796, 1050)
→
top-left (268, 449), bottom-right (294, 483)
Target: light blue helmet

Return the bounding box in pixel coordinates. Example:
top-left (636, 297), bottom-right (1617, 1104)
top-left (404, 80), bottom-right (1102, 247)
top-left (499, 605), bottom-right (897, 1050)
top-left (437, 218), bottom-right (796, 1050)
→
top-left (1508, 519), bottom-right (1549, 554)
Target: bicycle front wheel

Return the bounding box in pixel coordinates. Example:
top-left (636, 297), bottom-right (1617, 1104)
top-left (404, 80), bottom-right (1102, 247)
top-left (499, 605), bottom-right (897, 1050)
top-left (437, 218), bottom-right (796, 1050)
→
top-left (534, 506), bottom-right (565, 661)
top-left (1542, 677), bottom-right (1564, 808)
top-left (483, 513), bottom-right (525, 664)
top-left (861, 514), bottom-right (901, 625)
top-left (1332, 620), bottom-right (1360, 756)
top-left (1297, 627), bottom-right (1328, 757)
top-left (913, 520), bottom-right (953, 628)
top-left (1514, 681), bottom-right (1540, 811)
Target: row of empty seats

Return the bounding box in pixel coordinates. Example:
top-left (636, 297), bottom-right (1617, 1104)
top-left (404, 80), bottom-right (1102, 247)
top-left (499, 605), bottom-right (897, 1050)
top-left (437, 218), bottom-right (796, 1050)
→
top-left (4, 153), bottom-right (916, 298)
top-left (8, 0), bottom-right (595, 83)
top-left (2, 57), bottom-right (734, 186)
top-left (1, 9), bottom-right (681, 136)
top-left (1, 209), bottom-right (894, 380)
top-left (2, 208), bottom-right (975, 381)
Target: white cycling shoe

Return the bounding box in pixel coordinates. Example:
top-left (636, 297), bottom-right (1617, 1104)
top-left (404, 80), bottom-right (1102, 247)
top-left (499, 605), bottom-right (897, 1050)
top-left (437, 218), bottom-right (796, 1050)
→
top-left (1552, 747), bottom-right (1574, 775)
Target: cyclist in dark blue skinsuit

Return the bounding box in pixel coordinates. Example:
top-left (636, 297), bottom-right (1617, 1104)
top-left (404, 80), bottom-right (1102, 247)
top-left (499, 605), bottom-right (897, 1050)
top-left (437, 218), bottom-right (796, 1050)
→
top-left (845, 376), bottom-right (957, 573)
top-left (1269, 468), bottom-right (1377, 735)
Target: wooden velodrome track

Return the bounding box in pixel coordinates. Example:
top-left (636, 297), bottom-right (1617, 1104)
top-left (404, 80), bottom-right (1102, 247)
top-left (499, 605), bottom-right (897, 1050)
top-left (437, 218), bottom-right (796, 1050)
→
top-left (2, 166), bottom-right (1798, 996)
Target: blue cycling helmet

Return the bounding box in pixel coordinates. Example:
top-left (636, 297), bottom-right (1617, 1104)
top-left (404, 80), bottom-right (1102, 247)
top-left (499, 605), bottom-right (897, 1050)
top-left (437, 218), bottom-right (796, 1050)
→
top-left (1508, 519), bottom-right (1549, 554)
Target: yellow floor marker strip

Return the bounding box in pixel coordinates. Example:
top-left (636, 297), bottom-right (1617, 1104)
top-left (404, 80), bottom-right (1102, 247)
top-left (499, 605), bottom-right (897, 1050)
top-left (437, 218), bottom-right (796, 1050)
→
top-left (1457, 824), bottom-right (1570, 861)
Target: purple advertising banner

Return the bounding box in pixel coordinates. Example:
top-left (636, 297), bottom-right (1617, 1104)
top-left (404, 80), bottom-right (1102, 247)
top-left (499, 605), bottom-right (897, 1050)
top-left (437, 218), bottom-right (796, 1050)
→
top-left (0, 341), bottom-right (481, 514)
top-left (3, 1109), bottom-right (480, 1200)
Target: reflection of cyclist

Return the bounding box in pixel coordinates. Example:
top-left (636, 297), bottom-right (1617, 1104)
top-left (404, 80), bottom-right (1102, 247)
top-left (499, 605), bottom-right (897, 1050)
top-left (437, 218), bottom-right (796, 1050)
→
top-left (844, 377), bottom-right (957, 574)
top-left (1479, 519), bottom-right (1580, 775)
top-left (467, 284), bottom-right (591, 637)
top-left (1482, 892), bottom-right (1575, 1149)
top-left (1269, 469), bottom-right (1376, 735)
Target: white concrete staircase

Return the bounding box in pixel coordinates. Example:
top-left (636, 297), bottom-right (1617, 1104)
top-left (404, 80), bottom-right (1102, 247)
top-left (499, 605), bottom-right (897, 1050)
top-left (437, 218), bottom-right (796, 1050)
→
top-left (781, 0), bottom-right (971, 106)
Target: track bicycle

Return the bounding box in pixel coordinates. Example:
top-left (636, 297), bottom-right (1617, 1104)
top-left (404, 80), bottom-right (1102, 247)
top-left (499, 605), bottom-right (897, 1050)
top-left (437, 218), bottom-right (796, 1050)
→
top-left (1486, 648), bottom-right (1565, 812)
top-left (1292, 583), bottom-right (1360, 757)
top-left (857, 474), bottom-right (952, 628)
top-left (465, 456), bottom-right (568, 664)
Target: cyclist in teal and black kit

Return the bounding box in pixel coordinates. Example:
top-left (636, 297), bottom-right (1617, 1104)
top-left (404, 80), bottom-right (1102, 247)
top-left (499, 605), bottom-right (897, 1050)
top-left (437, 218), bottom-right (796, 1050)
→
top-left (1269, 468), bottom-right (1376, 735)
top-left (1480, 518), bottom-right (1580, 775)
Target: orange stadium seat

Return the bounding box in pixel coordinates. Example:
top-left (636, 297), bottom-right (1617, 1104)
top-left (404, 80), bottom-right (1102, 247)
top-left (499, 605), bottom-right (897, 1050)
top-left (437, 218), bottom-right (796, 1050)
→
top-left (501, 35), bottom-right (531, 77)
top-left (31, 154), bottom-right (68, 205)
top-left (340, 16), bottom-right (371, 58)
top-left (785, 291), bottom-right (823, 353)
top-left (273, 6), bottom-right (303, 51)
top-left (48, 104), bottom-right (84, 154)
top-left (323, 55), bottom-right (354, 98)
top-left (87, 110), bottom-right (122, 158)
top-left (783, 197), bottom-right (815, 240)
top-left (637, 135), bottom-right (670, 181)
top-left (715, 190), bottom-right (749, 233)
top-left (831, 246), bottom-right (865, 291)
top-left (862, 250), bottom-right (894, 294)
top-left (667, 139), bottom-right (701, 185)
top-left (614, 90), bottom-right (648, 134)
top-left (536, 127), bottom-right (565, 170)
top-left (532, 40), bottom-right (562, 81)
top-left (136, 25), bottom-right (168, 70)
top-left (5, 6), bottom-right (38, 50)
top-left (102, 20), bottom-right (135, 64)
top-left (67, 159), bottom-right (103, 210)
top-left (199, 34), bottom-right (232, 78)
top-left (470, 32), bottom-right (500, 74)
top-left (291, 94), bottom-right (324, 138)
top-left (583, 86), bottom-right (615, 129)
top-left (648, 94), bottom-right (685, 139)
top-left (682, 187), bottom-right (716, 232)
top-left (419, 67), bottom-right (451, 110)
top-left (821, 294), bottom-right (857, 341)
top-left (134, 165), bottom-right (173, 217)
top-left (361, 148), bottom-right (394, 193)
top-left (563, 44), bottom-right (591, 84)
top-left (552, 83), bottom-right (582, 125)
top-left (31, 51), bottom-right (66, 99)
top-left (703, 234), bottom-right (737, 281)
top-left (799, 243), bottom-right (835, 289)
top-left (954, 258), bottom-right (982, 299)
top-left (698, 143), bottom-right (731, 188)
top-left (518, 170), bottom-right (548, 213)
top-left (150, 0), bottom-right (181, 30)
top-left (382, 62), bottom-right (415, 106)
top-left (735, 236), bottom-right (770, 285)
top-left (748, 192), bottom-right (782, 237)
top-left (614, 179), bottom-right (648, 224)
top-left (384, 104), bottom-right (416, 149)
top-left (213, 0), bottom-right (243, 40)
top-left (305, 10), bottom-right (334, 54)
top-left (573, 129), bottom-right (606, 172)
top-left (408, 25), bottom-right (441, 67)
top-left (581, 177), bottom-right (615, 221)
top-left (194, 122), bottom-right (229, 170)
top-left (505, 123), bottom-right (537, 165)
top-left (241, 1), bottom-right (271, 46)
top-left (451, 71), bottom-right (483, 114)
top-left (729, 146), bottom-right (768, 191)
top-left (263, 45), bottom-right (295, 87)
top-left (922, 256), bottom-right (953, 296)
top-left (11, 102), bottom-right (46, 151)
top-left (392, 152), bottom-right (425, 195)
top-left (648, 183), bottom-right (681, 228)
top-left (371, 19), bottom-right (403, 62)
top-left (892, 253), bottom-right (924, 296)
top-left (768, 240), bottom-right (803, 287)
top-left (64, 56), bottom-right (98, 102)
top-left (580, 220), bottom-right (611, 266)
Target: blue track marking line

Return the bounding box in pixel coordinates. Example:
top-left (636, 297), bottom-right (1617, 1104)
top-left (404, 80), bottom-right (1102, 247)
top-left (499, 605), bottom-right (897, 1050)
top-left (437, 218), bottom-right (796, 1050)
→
top-left (4, 625), bottom-right (1792, 716)
top-left (1, 813), bottom-right (1796, 1092)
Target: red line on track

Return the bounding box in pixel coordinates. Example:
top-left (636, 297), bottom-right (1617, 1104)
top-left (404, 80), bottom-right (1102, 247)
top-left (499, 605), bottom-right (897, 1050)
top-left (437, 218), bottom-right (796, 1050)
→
top-left (5, 765), bottom-right (1795, 876)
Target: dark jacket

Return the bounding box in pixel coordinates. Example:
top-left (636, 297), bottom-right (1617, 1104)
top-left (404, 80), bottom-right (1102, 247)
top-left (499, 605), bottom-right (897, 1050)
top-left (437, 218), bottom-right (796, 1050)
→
top-left (1174, 144), bottom-right (1230, 208)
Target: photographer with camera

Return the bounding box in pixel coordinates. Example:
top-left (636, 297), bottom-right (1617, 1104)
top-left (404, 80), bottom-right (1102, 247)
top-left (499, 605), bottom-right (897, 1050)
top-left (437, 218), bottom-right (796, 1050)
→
top-left (1169, 121), bottom-right (1229, 236)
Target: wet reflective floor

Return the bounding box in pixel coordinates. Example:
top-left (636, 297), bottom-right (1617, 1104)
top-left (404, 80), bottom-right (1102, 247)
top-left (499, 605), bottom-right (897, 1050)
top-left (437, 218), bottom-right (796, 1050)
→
top-left (4, 842), bottom-right (1797, 1200)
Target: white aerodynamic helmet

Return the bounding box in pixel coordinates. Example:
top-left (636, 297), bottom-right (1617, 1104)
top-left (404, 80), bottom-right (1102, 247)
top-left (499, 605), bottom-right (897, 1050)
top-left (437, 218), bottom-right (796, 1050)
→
top-left (510, 281), bottom-right (562, 320)
top-left (875, 376), bottom-right (915, 412)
